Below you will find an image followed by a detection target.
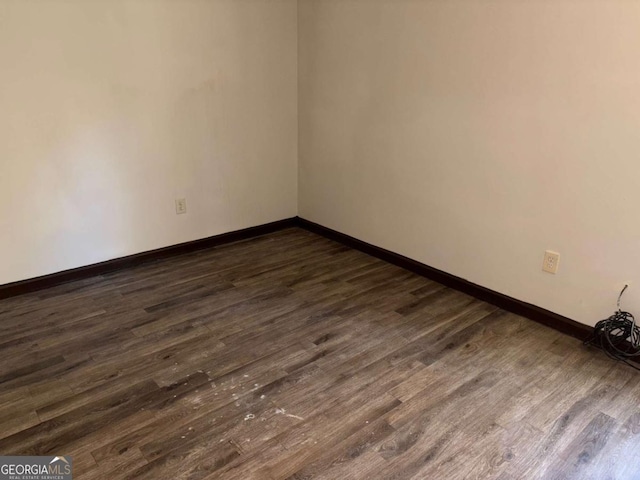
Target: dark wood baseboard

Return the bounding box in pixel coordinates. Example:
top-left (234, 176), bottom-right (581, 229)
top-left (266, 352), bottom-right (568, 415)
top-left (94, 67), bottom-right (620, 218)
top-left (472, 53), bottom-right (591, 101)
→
top-left (297, 217), bottom-right (592, 341)
top-left (0, 217), bottom-right (298, 300)
top-left (0, 214), bottom-right (593, 343)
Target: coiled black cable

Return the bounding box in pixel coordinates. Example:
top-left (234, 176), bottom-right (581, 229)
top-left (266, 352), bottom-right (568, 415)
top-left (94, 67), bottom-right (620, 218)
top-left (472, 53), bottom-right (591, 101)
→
top-left (584, 285), bottom-right (640, 370)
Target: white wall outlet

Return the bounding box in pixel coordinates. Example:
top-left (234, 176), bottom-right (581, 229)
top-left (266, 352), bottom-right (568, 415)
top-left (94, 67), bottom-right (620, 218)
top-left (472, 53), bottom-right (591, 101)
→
top-left (542, 250), bottom-right (560, 274)
top-left (175, 198), bottom-right (187, 215)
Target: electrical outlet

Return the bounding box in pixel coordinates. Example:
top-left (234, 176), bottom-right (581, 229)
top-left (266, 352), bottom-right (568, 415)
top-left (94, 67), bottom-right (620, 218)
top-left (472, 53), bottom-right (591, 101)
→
top-left (542, 250), bottom-right (560, 274)
top-left (175, 198), bottom-right (187, 215)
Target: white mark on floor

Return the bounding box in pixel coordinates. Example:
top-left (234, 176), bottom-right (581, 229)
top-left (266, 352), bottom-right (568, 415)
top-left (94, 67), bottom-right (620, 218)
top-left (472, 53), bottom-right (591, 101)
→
top-left (275, 408), bottom-right (304, 421)
top-left (244, 413), bottom-right (256, 421)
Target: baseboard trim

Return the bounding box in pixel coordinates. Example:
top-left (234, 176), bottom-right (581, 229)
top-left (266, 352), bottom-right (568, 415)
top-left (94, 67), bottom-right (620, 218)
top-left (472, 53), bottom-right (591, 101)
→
top-left (0, 217), bottom-right (298, 300)
top-left (0, 215), bottom-right (593, 343)
top-left (297, 217), bottom-right (592, 341)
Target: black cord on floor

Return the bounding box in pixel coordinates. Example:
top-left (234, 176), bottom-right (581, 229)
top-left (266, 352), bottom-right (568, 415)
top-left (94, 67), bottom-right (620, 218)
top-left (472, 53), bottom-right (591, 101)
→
top-left (584, 285), bottom-right (640, 370)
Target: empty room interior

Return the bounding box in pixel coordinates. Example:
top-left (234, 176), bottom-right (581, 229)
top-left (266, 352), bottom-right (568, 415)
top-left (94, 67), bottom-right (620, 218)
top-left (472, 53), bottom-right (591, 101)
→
top-left (3, 1), bottom-right (640, 479)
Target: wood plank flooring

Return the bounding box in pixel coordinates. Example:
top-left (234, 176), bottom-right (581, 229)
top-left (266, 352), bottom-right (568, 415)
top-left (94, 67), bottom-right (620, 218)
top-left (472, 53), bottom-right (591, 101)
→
top-left (0, 227), bottom-right (639, 479)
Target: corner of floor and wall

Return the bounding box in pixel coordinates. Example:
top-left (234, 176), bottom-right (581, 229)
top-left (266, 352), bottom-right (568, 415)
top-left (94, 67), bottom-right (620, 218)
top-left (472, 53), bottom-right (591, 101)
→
top-left (3, 0), bottom-right (640, 335)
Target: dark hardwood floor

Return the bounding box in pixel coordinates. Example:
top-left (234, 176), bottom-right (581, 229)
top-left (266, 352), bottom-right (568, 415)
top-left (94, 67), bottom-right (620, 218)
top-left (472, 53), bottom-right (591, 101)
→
top-left (0, 228), bottom-right (638, 479)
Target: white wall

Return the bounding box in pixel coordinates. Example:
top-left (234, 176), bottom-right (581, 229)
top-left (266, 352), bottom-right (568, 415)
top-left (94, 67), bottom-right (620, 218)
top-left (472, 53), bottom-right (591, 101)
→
top-left (298, 0), bottom-right (640, 326)
top-left (0, 0), bottom-right (298, 285)
top-left (4, 0), bottom-right (639, 327)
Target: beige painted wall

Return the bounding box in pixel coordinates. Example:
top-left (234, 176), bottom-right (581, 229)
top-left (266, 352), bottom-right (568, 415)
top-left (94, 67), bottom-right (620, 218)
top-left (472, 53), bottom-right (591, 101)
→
top-left (298, 0), bottom-right (640, 325)
top-left (0, 0), bottom-right (298, 285)
top-left (3, 0), bottom-right (638, 326)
